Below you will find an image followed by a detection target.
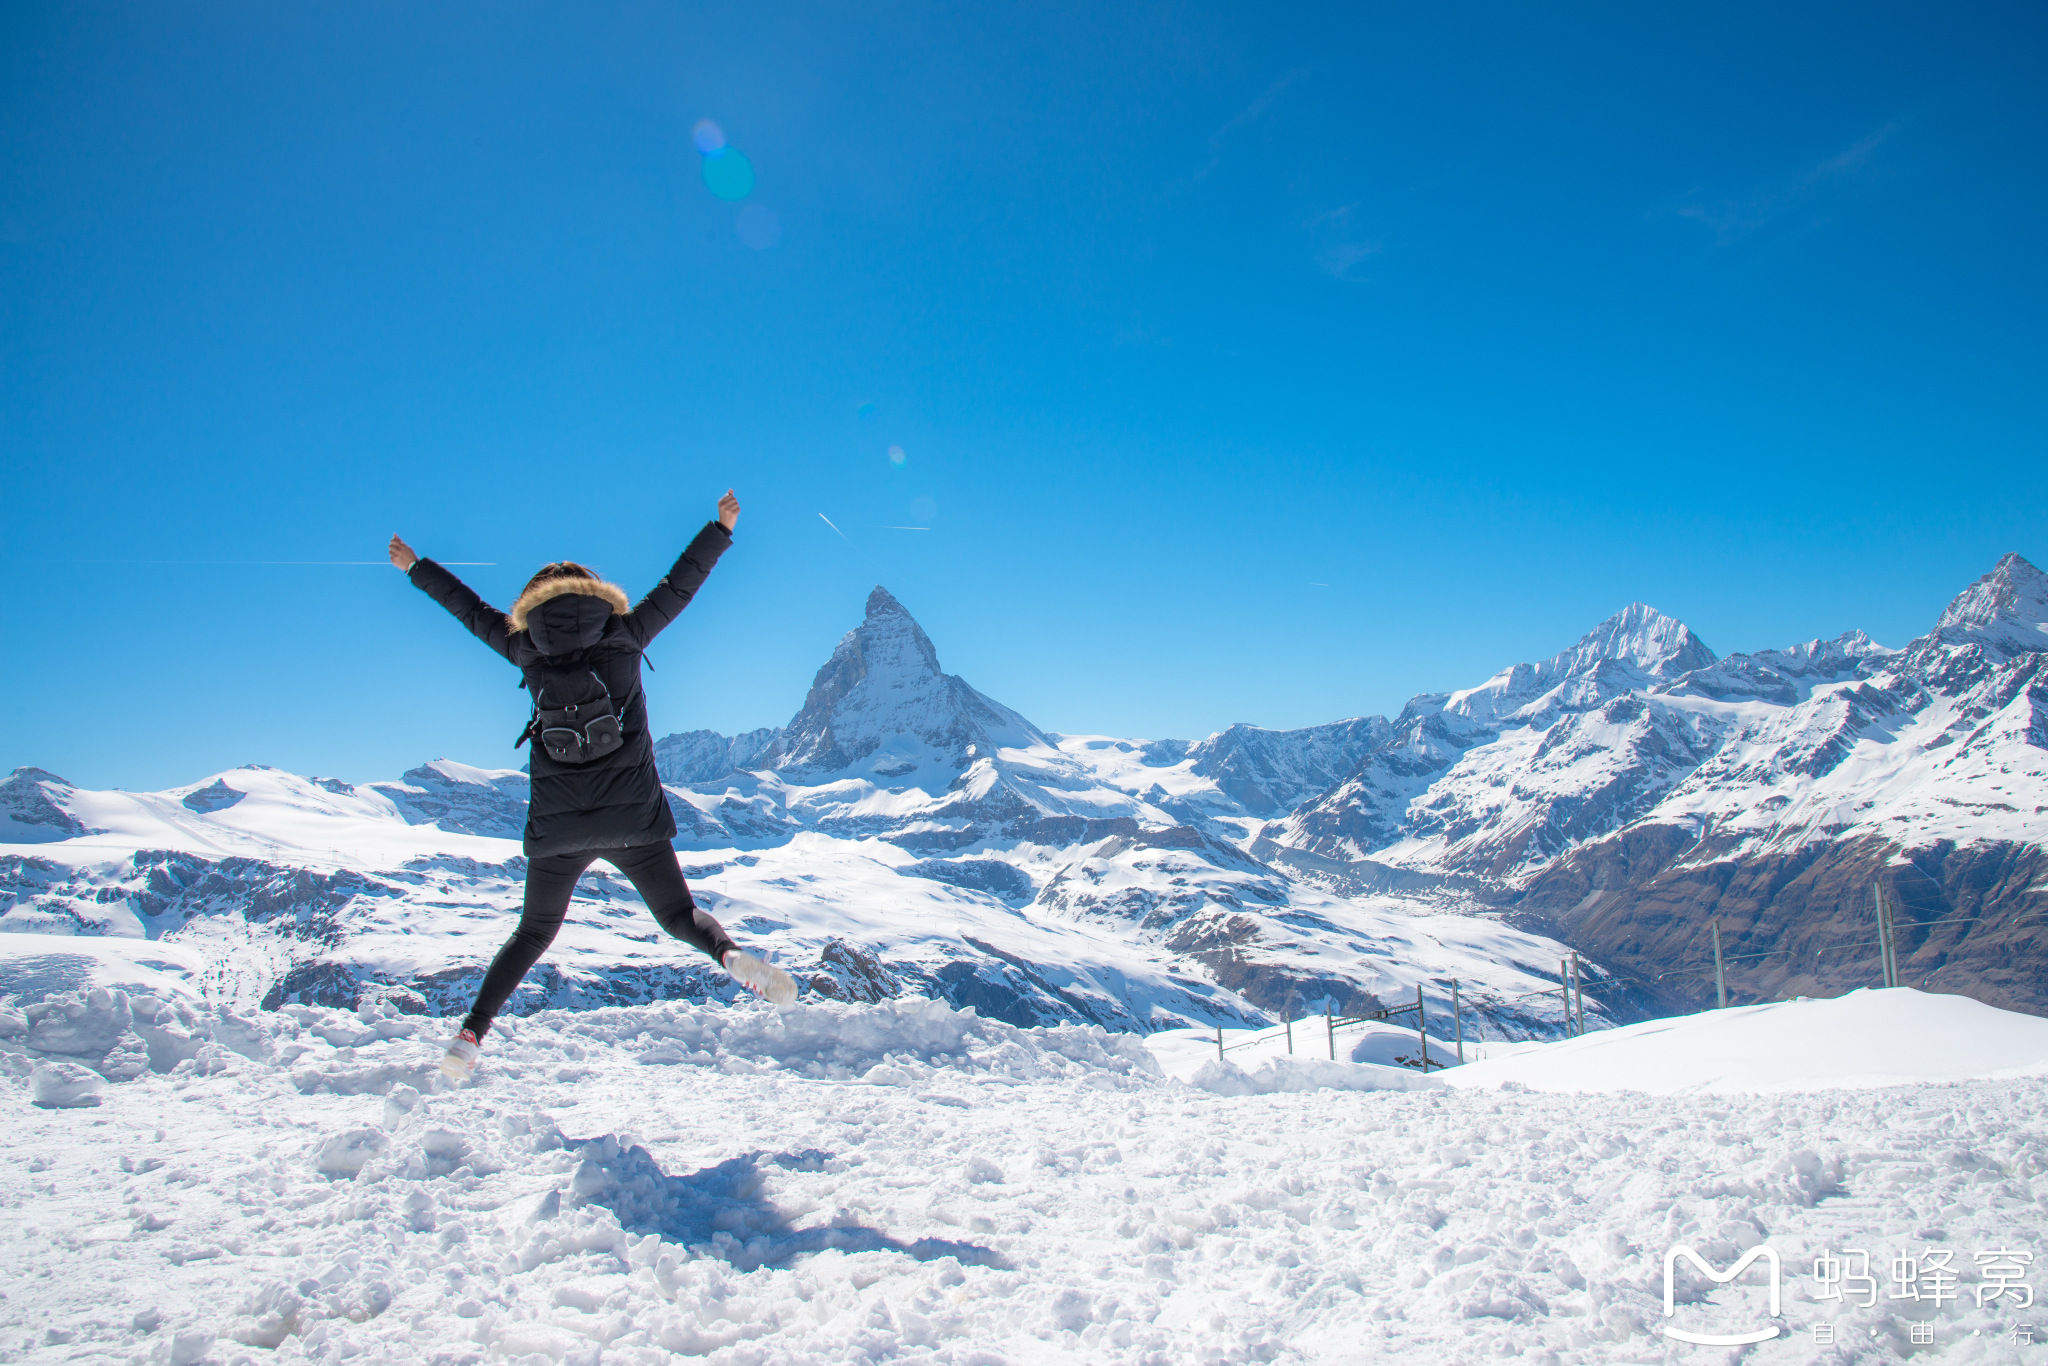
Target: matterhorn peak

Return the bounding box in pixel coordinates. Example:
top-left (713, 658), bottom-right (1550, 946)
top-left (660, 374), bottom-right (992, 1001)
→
top-left (852, 584), bottom-right (944, 678)
top-left (1932, 552), bottom-right (2048, 656)
top-left (761, 586), bottom-right (1050, 780)
top-left (866, 585), bottom-right (908, 619)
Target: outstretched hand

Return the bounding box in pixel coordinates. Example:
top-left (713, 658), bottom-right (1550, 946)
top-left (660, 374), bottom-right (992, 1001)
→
top-left (388, 534), bottom-right (419, 571)
top-left (718, 489), bottom-right (740, 531)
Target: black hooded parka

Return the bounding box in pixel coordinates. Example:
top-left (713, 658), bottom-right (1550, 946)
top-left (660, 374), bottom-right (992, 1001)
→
top-left (407, 521), bottom-right (732, 856)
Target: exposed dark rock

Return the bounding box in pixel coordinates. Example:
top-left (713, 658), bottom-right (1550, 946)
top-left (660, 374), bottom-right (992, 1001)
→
top-left (806, 939), bottom-right (901, 1003)
top-left (130, 852), bottom-right (387, 946)
top-left (1156, 910), bottom-right (1384, 1021)
top-left (406, 959), bottom-right (739, 1019)
top-left (1521, 829), bottom-right (2048, 1017)
top-left (899, 859), bottom-right (1035, 904)
top-left (1138, 739), bottom-right (1191, 766)
top-left (401, 853), bottom-right (527, 879)
top-left (653, 728), bottom-right (783, 785)
top-left (369, 764), bottom-right (528, 839)
top-left (1098, 825), bottom-right (1273, 875)
top-left (1185, 717), bottom-right (1393, 819)
top-left (261, 962), bottom-right (364, 1011)
top-left (881, 815), bottom-right (1141, 855)
top-left (0, 768), bottom-right (99, 840)
top-left (882, 938), bottom-right (1143, 1032)
top-left (181, 779), bottom-right (246, 814)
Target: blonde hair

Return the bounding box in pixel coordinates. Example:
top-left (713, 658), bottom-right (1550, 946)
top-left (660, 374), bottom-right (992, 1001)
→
top-left (520, 561), bottom-right (600, 597)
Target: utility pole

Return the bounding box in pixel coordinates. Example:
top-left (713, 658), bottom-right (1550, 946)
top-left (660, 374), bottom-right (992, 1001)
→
top-left (1888, 885), bottom-right (1900, 987)
top-left (1450, 979), bottom-right (1465, 1064)
top-left (1415, 983), bottom-right (1429, 1071)
top-left (1888, 884), bottom-right (1901, 988)
top-left (1570, 952), bottom-right (1585, 1035)
top-left (1884, 880), bottom-right (1900, 987)
top-left (1559, 958), bottom-right (1572, 1036)
top-left (1710, 920), bottom-right (1727, 1010)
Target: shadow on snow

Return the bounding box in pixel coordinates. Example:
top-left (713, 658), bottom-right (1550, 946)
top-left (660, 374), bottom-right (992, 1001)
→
top-left (563, 1135), bottom-right (1007, 1271)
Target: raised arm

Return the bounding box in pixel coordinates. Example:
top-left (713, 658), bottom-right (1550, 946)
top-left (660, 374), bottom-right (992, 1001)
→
top-left (622, 491), bottom-right (739, 648)
top-left (390, 533), bottom-right (514, 661)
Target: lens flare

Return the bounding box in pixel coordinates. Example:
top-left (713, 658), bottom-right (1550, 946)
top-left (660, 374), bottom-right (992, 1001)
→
top-left (736, 205), bottom-right (780, 249)
top-left (691, 120), bottom-right (726, 154)
top-left (856, 401), bottom-right (877, 422)
top-left (910, 495), bottom-right (937, 523)
top-left (701, 147), bottom-right (755, 200)
top-left (887, 445), bottom-right (906, 466)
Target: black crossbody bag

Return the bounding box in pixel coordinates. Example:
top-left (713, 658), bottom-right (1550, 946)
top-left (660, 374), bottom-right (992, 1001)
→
top-left (516, 656), bottom-right (628, 765)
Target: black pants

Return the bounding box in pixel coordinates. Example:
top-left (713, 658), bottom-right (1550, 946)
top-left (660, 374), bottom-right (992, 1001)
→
top-left (462, 843), bottom-right (736, 1037)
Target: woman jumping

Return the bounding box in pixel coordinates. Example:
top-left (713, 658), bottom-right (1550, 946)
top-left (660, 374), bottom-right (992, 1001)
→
top-left (388, 490), bottom-right (795, 1082)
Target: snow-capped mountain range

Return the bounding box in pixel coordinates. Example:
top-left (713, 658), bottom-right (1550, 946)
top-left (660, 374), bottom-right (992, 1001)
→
top-left (3, 556), bottom-right (2043, 1031)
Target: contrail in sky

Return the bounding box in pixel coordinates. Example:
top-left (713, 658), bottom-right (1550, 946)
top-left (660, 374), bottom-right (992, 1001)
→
top-left (818, 513), bottom-right (854, 546)
top-left (57, 560), bottom-right (496, 566)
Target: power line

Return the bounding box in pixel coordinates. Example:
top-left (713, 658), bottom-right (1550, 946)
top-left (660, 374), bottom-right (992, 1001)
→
top-left (54, 559), bottom-right (497, 566)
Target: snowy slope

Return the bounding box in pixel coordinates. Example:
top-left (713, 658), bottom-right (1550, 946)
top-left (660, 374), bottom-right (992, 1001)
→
top-left (0, 760), bottom-right (1592, 1042)
top-left (1439, 987), bottom-right (2048, 1094)
top-left (6, 987), bottom-right (2046, 1363)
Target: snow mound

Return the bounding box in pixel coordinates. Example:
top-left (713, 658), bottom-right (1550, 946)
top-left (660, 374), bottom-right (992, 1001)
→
top-left (0, 982), bottom-right (273, 1086)
top-left (1442, 988), bottom-right (2048, 1095)
top-left (29, 1060), bottom-right (104, 1108)
top-left (1144, 1020), bottom-right (1463, 1087)
top-left (1186, 1054), bottom-right (1441, 1096)
top-left (0, 987), bottom-right (1165, 1106)
top-left (527, 996), bottom-right (1163, 1087)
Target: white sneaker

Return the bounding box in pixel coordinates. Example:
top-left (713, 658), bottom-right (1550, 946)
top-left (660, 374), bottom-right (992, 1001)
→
top-left (723, 950), bottom-right (798, 1006)
top-left (439, 1028), bottom-right (481, 1082)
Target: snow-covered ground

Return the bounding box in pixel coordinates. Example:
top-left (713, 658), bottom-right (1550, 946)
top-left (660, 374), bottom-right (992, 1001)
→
top-left (6, 988), bottom-right (2046, 1364)
top-left (1438, 989), bottom-right (2048, 1095)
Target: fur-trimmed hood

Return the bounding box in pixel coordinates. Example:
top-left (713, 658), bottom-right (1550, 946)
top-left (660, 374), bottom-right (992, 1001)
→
top-left (508, 576), bottom-right (630, 633)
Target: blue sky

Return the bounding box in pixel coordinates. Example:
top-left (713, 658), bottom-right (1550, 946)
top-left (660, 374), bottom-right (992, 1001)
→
top-left (3, 2), bottom-right (2043, 789)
